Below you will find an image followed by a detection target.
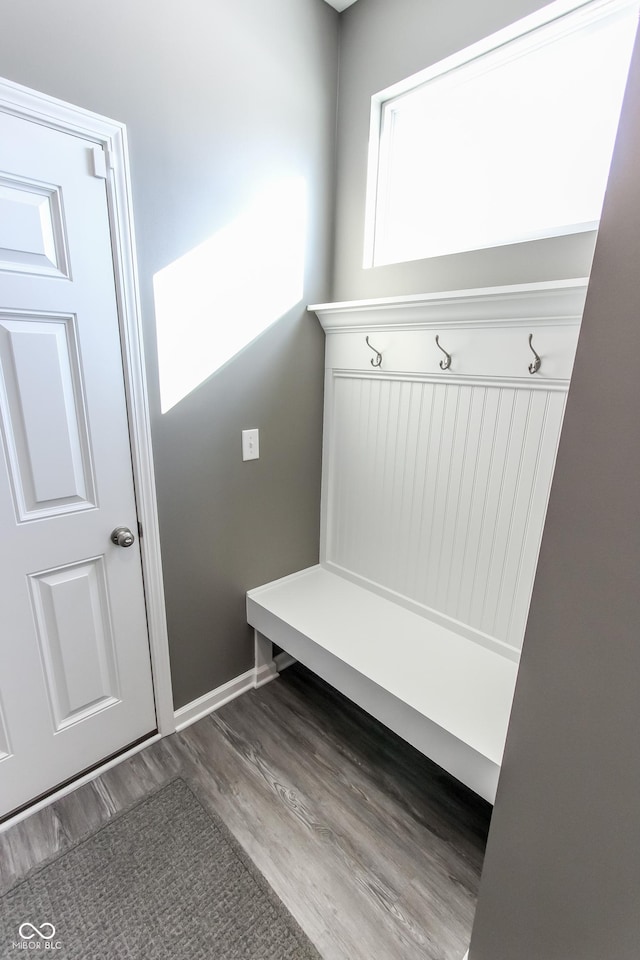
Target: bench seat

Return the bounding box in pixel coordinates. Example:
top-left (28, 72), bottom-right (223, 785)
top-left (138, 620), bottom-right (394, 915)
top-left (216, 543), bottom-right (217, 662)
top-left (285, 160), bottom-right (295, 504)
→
top-left (247, 565), bottom-right (518, 803)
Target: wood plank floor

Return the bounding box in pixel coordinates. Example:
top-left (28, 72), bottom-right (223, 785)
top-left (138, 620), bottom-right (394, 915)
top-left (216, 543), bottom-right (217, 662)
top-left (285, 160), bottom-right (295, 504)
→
top-left (0, 664), bottom-right (490, 959)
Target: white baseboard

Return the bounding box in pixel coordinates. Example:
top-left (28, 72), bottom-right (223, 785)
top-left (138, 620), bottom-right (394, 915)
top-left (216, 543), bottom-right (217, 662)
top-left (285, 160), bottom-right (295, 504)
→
top-left (255, 659), bottom-right (279, 688)
top-left (275, 650), bottom-right (297, 672)
top-left (175, 668), bottom-right (255, 732)
top-left (174, 658), bottom-right (281, 733)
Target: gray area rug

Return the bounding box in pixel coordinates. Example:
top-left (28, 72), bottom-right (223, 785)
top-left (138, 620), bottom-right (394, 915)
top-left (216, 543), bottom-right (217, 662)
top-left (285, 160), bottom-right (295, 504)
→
top-left (0, 778), bottom-right (321, 959)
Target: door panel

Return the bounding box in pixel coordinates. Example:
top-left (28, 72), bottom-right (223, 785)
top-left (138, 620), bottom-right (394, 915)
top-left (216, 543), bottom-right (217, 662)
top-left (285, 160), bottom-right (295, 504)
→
top-left (0, 110), bottom-right (156, 819)
top-left (0, 174), bottom-right (69, 278)
top-left (28, 558), bottom-right (120, 731)
top-left (0, 313), bottom-right (96, 519)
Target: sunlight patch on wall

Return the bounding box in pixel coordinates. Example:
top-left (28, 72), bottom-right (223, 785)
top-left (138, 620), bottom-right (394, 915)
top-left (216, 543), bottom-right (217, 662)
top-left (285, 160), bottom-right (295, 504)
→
top-left (154, 176), bottom-right (307, 413)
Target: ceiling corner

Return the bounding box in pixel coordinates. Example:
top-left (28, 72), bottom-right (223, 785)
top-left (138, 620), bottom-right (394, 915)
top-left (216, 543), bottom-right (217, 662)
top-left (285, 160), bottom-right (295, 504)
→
top-left (322, 0), bottom-right (359, 12)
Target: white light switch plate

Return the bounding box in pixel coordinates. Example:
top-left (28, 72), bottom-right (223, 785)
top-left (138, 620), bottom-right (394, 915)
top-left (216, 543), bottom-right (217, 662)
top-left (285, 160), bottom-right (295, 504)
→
top-left (242, 428), bottom-right (259, 461)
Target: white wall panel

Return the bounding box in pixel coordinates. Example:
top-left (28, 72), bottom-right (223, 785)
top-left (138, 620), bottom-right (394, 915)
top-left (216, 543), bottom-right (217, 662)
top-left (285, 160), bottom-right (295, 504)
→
top-left (326, 373), bottom-right (566, 654)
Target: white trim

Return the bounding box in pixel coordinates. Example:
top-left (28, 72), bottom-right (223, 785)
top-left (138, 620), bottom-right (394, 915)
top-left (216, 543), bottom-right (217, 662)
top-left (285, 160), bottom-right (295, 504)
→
top-left (373, 0), bottom-right (633, 106)
top-left (332, 369), bottom-right (572, 393)
top-left (0, 734), bottom-right (161, 834)
top-left (275, 651), bottom-right (297, 672)
top-left (0, 76), bottom-right (175, 737)
top-left (173, 658), bottom-right (280, 734)
top-left (174, 671), bottom-right (257, 732)
top-left (105, 123), bottom-right (175, 735)
top-left (255, 661), bottom-right (280, 688)
top-left (310, 279), bottom-right (589, 332)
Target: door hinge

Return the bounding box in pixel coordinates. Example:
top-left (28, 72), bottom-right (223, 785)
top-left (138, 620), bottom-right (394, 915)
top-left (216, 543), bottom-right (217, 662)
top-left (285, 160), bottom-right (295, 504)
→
top-left (91, 143), bottom-right (113, 180)
top-left (91, 144), bottom-right (112, 179)
top-left (137, 521), bottom-right (143, 539)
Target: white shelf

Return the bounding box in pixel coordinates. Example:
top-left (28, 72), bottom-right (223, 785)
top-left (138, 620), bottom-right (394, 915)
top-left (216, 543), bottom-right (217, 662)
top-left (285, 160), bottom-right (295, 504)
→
top-left (248, 565), bottom-right (518, 802)
top-left (309, 278), bottom-right (588, 331)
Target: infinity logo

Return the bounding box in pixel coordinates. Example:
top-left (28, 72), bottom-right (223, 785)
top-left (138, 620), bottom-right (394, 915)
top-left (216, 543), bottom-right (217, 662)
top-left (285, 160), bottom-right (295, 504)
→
top-left (18, 923), bottom-right (56, 941)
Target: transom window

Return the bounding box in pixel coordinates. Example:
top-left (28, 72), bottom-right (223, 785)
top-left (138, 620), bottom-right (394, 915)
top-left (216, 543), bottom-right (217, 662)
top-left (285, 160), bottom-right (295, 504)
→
top-left (364, 0), bottom-right (640, 266)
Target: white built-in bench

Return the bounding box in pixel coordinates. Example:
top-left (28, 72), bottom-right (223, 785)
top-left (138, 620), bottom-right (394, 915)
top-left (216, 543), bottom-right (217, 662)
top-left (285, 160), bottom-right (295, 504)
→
top-left (247, 281), bottom-right (587, 804)
top-left (248, 565), bottom-right (518, 802)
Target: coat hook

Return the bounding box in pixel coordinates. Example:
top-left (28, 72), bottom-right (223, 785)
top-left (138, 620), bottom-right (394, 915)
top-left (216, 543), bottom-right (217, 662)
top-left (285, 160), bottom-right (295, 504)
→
top-left (528, 333), bottom-right (541, 374)
top-left (435, 335), bottom-right (452, 370)
top-left (366, 335), bottom-right (383, 368)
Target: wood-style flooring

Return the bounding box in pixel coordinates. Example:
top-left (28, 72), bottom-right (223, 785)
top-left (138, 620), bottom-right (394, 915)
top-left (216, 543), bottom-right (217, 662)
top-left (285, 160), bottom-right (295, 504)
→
top-left (0, 663), bottom-right (491, 960)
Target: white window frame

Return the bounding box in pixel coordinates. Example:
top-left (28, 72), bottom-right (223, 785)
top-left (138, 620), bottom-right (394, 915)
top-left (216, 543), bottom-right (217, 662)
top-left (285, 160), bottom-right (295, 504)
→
top-left (363, 0), bottom-right (639, 268)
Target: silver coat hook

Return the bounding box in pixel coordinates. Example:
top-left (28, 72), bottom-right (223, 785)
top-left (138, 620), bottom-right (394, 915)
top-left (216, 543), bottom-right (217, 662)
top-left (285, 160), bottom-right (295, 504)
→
top-left (366, 335), bottom-right (382, 368)
top-left (435, 335), bottom-right (452, 370)
top-left (528, 333), bottom-right (541, 374)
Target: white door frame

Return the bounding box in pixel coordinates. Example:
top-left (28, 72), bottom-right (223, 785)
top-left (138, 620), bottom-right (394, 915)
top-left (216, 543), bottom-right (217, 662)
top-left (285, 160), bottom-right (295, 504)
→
top-left (0, 76), bottom-right (175, 737)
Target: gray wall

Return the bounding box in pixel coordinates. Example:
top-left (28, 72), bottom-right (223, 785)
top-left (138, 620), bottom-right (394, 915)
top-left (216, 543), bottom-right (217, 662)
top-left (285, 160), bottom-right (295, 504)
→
top-left (0, 0), bottom-right (339, 708)
top-left (468, 23), bottom-right (640, 960)
top-left (333, 0), bottom-right (597, 301)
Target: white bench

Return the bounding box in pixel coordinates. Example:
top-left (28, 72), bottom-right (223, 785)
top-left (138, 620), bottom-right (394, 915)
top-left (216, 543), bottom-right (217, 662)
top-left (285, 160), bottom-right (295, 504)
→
top-left (248, 283), bottom-right (586, 804)
top-left (247, 564), bottom-right (518, 803)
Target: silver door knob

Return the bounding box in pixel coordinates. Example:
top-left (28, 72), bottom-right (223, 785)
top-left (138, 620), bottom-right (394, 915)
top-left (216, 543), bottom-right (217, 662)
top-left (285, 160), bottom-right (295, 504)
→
top-left (111, 526), bottom-right (135, 548)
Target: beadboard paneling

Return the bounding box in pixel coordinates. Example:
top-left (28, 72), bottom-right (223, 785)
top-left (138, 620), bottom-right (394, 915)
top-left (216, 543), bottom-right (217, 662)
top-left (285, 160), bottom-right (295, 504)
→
top-left (325, 373), bottom-right (566, 653)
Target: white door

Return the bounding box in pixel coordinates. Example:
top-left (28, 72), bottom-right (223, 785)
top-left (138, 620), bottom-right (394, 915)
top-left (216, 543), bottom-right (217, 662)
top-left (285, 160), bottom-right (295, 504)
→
top-left (0, 109), bottom-right (157, 819)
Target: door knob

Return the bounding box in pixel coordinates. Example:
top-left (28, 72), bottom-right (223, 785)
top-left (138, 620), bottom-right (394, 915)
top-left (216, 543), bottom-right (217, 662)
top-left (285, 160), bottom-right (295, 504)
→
top-left (111, 526), bottom-right (135, 548)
